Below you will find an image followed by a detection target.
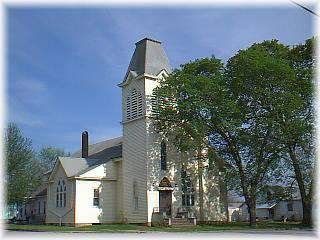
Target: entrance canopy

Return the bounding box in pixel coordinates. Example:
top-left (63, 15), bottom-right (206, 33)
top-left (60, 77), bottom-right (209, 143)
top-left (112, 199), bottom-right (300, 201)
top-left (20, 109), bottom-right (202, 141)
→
top-left (158, 177), bottom-right (174, 191)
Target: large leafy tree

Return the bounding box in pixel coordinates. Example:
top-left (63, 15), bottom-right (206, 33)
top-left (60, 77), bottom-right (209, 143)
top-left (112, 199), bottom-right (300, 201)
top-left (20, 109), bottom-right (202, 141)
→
top-left (279, 38), bottom-right (315, 225)
top-left (225, 40), bottom-right (302, 225)
top-left (5, 123), bottom-right (42, 205)
top-left (153, 53), bottom-right (289, 225)
top-left (152, 57), bottom-right (229, 221)
top-left (152, 38), bottom-right (314, 226)
top-left (38, 147), bottom-right (69, 172)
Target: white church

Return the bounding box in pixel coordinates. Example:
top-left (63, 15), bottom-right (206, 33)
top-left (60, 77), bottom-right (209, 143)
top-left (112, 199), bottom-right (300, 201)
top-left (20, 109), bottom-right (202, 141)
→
top-left (18, 38), bottom-right (227, 226)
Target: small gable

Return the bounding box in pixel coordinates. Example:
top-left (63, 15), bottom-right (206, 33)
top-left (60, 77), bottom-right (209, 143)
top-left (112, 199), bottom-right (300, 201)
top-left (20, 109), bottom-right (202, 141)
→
top-left (49, 160), bottom-right (68, 182)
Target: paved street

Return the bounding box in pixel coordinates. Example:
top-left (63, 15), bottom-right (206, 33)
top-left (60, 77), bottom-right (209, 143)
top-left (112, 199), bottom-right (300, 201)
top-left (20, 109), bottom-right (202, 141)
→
top-left (3, 229), bottom-right (317, 240)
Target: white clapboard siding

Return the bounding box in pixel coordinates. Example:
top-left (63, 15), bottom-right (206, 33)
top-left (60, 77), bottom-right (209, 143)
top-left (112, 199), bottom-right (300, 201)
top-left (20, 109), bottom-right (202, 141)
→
top-left (75, 180), bottom-right (117, 223)
top-left (78, 161), bottom-right (117, 179)
top-left (121, 75), bottom-right (148, 223)
top-left (115, 161), bottom-right (123, 222)
top-left (273, 200), bottom-right (303, 221)
top-left (46, 161), bottom-right (75, 225)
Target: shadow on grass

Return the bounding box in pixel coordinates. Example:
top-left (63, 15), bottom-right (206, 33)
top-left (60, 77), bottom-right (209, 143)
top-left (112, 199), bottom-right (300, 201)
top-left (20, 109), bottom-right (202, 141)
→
top-left (6, 221), bottom-right (313, 233)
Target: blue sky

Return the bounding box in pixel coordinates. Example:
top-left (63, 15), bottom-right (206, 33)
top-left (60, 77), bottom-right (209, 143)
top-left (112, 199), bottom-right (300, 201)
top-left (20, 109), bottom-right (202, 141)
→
top-left (7, 6), bottom-right (314, 153)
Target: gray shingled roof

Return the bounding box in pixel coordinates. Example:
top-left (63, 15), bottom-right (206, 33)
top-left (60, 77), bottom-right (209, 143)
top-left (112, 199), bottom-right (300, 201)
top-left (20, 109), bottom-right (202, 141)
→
top-left (124, 38), bottom-right (172, 79)
top-left (56, 137), bottom-right (123, 177)
top-left (72, 136), bottom-right (122, 159)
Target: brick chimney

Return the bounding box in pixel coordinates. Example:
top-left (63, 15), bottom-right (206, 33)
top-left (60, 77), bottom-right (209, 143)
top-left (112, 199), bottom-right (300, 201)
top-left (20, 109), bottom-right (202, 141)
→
top-left (82, 131), bottom-right (89, 158)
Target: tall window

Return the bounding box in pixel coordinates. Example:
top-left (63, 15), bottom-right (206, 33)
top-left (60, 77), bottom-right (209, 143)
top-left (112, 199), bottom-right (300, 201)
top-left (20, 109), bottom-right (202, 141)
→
top-left (287, 202), bottom-right (293, 211)
top-left (93, 189), bottom-right (100, 207)
top-left (160, 140), bottom-right (167, 170)
top-left (133, 181), bottom-right (139, 210)
top-left (126, 88), bottom-right (143, 120)
top-left (56, 180), bottom-right (66, 208)
top-left (181, 169), bottom-right (195, 206)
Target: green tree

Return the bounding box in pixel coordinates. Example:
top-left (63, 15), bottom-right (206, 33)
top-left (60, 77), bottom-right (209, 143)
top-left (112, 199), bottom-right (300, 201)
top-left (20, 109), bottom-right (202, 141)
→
top-left (38, 147), bottom-right (68, 172)
top-left (5, 123), bottom-right (42, 205)
top-left (153, 54), bottom-right (286, 225)
top-left (152, 57), bottom-right (229, 221)
top-left (278, 38), bottom-right (315, 226)
top-left (152, 39), bottom-right (315, 226)
top-left (225, 40), bottom-right (302, 225)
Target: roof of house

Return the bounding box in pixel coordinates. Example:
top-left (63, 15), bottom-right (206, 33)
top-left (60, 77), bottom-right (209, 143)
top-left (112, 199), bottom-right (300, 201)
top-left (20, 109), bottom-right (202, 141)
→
top-left (228, 202), bottom-right (243, 209)
top-left (55, 136), bottom-right (123, 177)
top-left (72, 136), bottom-right (122, 159)
top-left (124, 37), bottom-right (171, 79)
top-left (29, 184), bottom-right (48, 198)
top-left (256, 203), bottom-right (276, 209)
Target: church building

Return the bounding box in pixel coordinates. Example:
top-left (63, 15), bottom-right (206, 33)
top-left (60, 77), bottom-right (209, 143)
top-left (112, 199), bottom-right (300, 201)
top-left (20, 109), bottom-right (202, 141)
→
top-left (20, 38), bottom-right (227, 226)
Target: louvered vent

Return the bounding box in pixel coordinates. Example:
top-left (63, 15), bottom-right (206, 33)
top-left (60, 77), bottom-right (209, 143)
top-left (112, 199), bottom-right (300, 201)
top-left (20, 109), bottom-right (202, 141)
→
top-left (126, 88), bottom-right (143, 120)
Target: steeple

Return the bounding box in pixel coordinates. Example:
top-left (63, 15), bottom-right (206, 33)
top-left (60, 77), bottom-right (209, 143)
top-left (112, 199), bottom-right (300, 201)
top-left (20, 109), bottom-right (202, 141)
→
top-left (124, 38), bottom-right (171, 79)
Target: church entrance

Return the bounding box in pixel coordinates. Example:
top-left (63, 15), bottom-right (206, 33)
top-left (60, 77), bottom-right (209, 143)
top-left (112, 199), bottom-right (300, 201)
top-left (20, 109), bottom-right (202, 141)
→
top-left (159, 190), bottom-right (172, 216)
top-left (158, 177), bottom-right (173, 216)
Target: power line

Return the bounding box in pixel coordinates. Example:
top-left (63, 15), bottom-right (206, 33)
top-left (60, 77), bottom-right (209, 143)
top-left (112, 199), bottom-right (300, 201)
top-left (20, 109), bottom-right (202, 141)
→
top-left (290, 1), bottom-right (319, 17)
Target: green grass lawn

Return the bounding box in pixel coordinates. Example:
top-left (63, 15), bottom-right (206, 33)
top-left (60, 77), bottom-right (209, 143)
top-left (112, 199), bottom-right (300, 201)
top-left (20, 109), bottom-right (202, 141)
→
top-left (6, 221), bottom-right (313, 233)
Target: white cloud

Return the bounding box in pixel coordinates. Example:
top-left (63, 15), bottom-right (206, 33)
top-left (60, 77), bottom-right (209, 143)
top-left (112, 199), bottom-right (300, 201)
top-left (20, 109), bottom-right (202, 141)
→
top-left (7, 106), bottom-right (44, 127)
top-left (12, 78), bottom-right (48, 106)
top-left (14, 78), bottom-right (47, 93)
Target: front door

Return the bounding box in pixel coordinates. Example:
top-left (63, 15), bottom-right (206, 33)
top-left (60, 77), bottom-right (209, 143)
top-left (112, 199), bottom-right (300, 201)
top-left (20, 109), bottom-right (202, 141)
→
top-left (159, 190), bottom-right (172, 216)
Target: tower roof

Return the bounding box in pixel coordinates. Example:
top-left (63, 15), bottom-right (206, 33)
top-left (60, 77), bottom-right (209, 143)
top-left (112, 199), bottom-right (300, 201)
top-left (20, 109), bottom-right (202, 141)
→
top-left (124, 37), bottom-right (171, 79)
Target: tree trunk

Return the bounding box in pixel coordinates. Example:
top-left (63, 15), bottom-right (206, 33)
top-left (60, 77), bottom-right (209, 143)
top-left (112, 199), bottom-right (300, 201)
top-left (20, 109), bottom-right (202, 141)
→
top-left (198, 159), bottom-right (204, 222)
top-left (288, 145), bottom-right (312, 226)
top-left (246, 197), bottom-right (257, 226)
top-left (218, 172), bottom-right (229, 222)
top-left (302, 198), bottom-right (312, 226)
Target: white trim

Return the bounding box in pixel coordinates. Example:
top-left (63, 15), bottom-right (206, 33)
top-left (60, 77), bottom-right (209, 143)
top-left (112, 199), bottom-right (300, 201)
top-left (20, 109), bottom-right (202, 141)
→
top-left (121, 115), bottom-right (145, 124)
top-left (118, 70), bottom-right (170, 87)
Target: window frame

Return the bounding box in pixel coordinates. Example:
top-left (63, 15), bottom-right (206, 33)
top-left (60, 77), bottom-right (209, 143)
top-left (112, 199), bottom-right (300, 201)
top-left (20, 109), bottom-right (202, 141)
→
top-left (160, 140), bottom-right (167, 170)
top-left (133, 181), bottom-right (139, 210)
top-left (93, 189), bottom-right (100, 207)
top-left (181, 168), bottom-right (195, 207)
top-left (56, 179), bottom-right (67, 208)
top-left (287, 202), bottom-right (293, 212)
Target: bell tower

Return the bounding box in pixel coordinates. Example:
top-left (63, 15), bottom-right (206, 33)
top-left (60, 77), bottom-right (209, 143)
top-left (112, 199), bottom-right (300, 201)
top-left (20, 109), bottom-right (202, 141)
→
top-left (118, 38), bottom-right (171, 224)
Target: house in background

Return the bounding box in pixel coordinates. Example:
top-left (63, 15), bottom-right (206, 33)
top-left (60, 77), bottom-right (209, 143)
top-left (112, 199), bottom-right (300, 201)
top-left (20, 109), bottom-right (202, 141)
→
top-left (4, 204), bottom-right (18, 222)
top-left (227, 192), bottom-right (244, 222)
top-left (238, 203), bottom-right (276, 221)
top-left (236, 199), bottom-right (303, 222)
top-left (272, 199), bottom-right (303, 221)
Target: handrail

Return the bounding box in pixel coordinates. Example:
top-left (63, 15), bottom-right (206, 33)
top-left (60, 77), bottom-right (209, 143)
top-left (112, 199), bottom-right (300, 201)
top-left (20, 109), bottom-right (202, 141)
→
top-left (49, 207), bottom-right (73, 226)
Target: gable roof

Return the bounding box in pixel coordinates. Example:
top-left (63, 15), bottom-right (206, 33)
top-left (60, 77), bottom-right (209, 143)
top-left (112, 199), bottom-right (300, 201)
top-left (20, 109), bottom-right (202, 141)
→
top-left (256, 203), bottom-right (276, 209)
top-left (52, 137), bottom-right (123, 178)
top-left (29, 184), bottom-right (48, 199)
top-left (124, 38), bottom-right (172, 80)
top-left (58, 157), bottom-right (104, 177)
top-left (72, 136), bottom-right (122, 159)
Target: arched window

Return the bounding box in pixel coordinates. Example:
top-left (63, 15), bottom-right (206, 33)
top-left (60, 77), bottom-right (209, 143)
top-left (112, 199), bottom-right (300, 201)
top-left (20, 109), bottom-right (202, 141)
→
top-left (126, 88), bottom-right (143, 120)
top-left (160, 140), bottom-right (167, 170)
top-left (181, 169), bottom-right (195, 206)
top-left (133, 181), bottom-right (139, 210)
top-left (56, 179), bottom-right (66, 208)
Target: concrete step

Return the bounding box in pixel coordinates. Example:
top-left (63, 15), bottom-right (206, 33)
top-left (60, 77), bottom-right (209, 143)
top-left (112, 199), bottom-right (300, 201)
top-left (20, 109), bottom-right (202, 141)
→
top-left (172, 218), bottom-right (189, 221)
top-left (172, 221), bottom-right (190, 224)
top-left (171, 224), bottom-right (195, 227)
top-left (171, 218), bottom-right (194, 227)
top-left (172, 220), bottom-right (189, 223)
